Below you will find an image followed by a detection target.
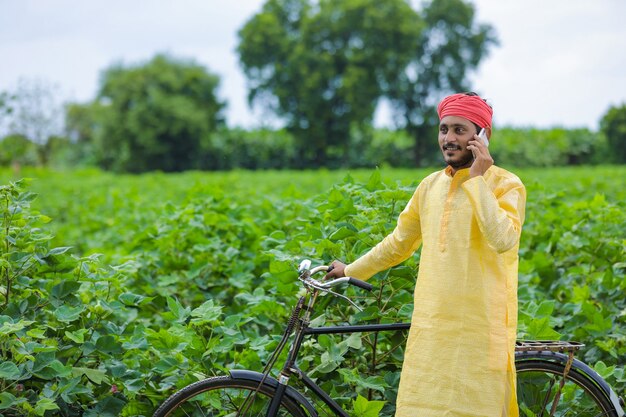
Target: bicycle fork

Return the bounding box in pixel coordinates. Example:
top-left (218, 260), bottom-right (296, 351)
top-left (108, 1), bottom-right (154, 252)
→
top-left (264, 291), bottom-right (318, 417)
top-left (266, 374), bottom-right (292, 416)
top-left (239, 293), bottom-right (315, 417)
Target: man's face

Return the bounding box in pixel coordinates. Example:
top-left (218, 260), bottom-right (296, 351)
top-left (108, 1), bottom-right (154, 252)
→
top-left (438, 115), bottom-right (478, 169)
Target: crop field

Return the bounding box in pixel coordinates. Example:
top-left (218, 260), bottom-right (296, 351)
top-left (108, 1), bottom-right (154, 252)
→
top-left (1, 165), bottom-right (624, 416)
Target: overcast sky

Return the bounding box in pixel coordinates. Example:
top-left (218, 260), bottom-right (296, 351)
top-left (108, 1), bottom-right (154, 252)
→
top-left (1, 0), bottom-right (625, 131)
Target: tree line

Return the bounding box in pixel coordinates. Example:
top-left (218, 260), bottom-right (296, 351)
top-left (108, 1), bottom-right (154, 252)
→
top-left (1, 0), bottom-right (625, 172)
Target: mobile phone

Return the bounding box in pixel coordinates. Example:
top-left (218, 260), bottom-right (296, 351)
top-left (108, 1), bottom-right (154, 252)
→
top-left (478, 128), bottom-right (489, 147)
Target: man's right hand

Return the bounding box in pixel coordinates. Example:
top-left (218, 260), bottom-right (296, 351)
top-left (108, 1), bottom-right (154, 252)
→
top-left (325, 260), bottom-right (347, 279)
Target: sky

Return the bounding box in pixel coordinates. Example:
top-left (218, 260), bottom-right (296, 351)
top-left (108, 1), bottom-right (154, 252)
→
top-left (1, 0), bottom-right (625, 131)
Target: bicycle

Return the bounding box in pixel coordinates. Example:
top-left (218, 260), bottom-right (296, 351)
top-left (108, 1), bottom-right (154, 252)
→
top-left (152, 260), bottom-right (625, 417)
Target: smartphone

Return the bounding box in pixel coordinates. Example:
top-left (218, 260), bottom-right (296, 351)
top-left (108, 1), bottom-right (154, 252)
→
top-left (478, 128), bottom-right (489, 147)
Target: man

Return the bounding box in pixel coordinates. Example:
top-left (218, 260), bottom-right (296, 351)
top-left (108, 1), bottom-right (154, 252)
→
top-left (326, 92), bottom-right (526, 416)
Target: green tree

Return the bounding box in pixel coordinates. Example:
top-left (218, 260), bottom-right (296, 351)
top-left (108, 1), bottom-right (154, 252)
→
top-left (63, 102), bottom-right (107, 167)
top-left (65, 102), bottom-right (103, 144)
top-left (238, 0), bottom-right (421, 167)
top-left (0, 134), bottom-right (38, 167)
top-left (600, 103), bottom-right (626, 163)
top-left (0, 79), bottom-right (65, 165)
top-left (386, 0), bottom-right (497, 165)
top-left (95, 54), bottom-right (225, 172)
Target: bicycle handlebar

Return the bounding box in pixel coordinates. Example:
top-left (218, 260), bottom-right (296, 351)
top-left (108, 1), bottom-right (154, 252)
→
top-left (347, 277), bottom-right (373, 291)
top-left (299, 261), bottom-right (373, 292)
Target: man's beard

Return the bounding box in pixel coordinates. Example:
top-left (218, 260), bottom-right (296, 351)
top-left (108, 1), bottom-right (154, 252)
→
top-left (444, 151), bottom-right (474, 169)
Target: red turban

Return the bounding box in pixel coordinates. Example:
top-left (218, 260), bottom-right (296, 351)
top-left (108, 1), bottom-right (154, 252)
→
top-left (437, 93), bottom-right (493, 129)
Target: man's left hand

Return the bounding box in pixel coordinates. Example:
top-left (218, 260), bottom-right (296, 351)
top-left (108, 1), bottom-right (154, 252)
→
top-left (468, 135), bottom-right (494, 177)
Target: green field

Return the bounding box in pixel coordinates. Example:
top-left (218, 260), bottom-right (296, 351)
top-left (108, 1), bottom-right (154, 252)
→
top-left (1, 165), bottom-right (624, 416)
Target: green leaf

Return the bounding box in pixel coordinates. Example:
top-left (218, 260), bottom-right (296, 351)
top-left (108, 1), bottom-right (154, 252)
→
top-left (345, 332), bottom-right (362, 350)
top-left (526, 317), bottom-right (561, 340)
top-left (47, 246), bottom-right (72, 256)
top-left (0, 318), bottom-right (34, 335)
top-left (51, 280), bottom-right (82, 299)
top-left (119, 292), bottom-right (154, 306)
top-left (145, 328), bottom-right (187, 351)
top-left (65, 329), bottom-right (89, 344)
top-left (55, 305), bottom-right (84, 322)
top-left (83, 396), bottom-right (126, 416)
top-left (72, 367), bottom-right (109, 384)
top-left (339, 368), bottom-right (386, 392)
top-left (0, 361), bottom-right (21, 380)
top-left (535, 300), bottom-right (555, 316)
top-left (95, 335), bottom-right (122, 355)
top-left (166, 296), bottom-right (191, 323)
top-left (190, 299), bottom-right (223, 324)
top-left (353, 394), bottom-right (385, 417)
top-left (327, 188), bottom-right (345, 204)
top-left (329, 226), bottom-right (356, 241)
top-left (124, 377), bottom-right (146, 393)
top-left (34, 397), bottom-right (59, 415)
top-left (365, 169), bottom-right (383, 191)
top-left (0, 392), bottom-right (18, 410)
top-left (33, 360), bottom-right (72, 379)
top-left (593, 361), bottom-right (615, 379)
top-left (26, 327), bottom-right (47, 339)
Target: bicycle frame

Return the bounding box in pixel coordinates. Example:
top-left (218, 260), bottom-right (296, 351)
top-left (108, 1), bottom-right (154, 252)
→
top-left (297, 322), bottom-right (411, 416)
top-left (263, 283), bottom-right (412, 417)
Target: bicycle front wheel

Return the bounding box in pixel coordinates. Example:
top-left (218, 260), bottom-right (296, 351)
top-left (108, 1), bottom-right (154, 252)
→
top-left (152, 376), bottom-right (308, 417)
top-left (517, 360), bottom-right (618, 416)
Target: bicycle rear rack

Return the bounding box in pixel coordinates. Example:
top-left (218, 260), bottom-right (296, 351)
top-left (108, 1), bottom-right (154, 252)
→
top-left (515, 340), bottom-right (584, 353)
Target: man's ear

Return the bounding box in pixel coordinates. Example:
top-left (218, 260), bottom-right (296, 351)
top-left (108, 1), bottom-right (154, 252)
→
top-left (486, 127), bottom-right (492, 140)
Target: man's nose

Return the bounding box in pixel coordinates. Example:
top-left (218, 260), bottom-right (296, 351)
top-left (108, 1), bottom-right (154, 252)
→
top-left (444, 133), bottom-right (457, 143)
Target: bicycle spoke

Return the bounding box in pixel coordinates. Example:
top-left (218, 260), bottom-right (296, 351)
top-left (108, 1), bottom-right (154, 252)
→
top-left (152, 377), bottom-right (305, 417)
top-left (538, 375), bottom-right (556, 417)
top-left (517, 366), bottom-right (615, 417)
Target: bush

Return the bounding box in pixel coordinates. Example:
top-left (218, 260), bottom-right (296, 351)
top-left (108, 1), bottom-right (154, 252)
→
top-left (600, 103), bottom-right (626, 163)
top-left (490, 127), bottom-right (605, 167)
top-left (343, 127), bottom-right (415, 169)
top-left (200, 127), bottom-right (298, 170)
top-left (0, 180), bottom-right (136, 415)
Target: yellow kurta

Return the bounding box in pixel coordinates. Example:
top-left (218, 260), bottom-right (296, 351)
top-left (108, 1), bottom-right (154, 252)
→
top-left (345, 165), bottom-right (526, 417)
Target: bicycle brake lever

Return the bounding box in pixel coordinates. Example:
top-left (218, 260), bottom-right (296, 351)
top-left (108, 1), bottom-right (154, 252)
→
top-left (301, 276), bottom-right (364, 312)
top-left (326, 289), bottom-right (363, 312)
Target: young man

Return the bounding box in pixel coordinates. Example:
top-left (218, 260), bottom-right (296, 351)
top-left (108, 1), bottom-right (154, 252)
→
top-left (326, 92), bottom-right (526, 416)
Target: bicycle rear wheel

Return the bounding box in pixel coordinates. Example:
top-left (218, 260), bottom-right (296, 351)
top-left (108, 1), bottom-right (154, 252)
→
top-left (152, 376), bottom-right (308, 417)
top-left (516, 360), bottom-right (618, 416)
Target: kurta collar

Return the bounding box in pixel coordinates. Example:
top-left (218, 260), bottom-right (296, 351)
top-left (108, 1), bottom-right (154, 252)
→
top-left (444, 166), bottom-right (471, 178)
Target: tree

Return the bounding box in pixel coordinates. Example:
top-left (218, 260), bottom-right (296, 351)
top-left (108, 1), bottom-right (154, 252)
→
top-left (94, 54), bottom-right (225, 172)
top-left (238, 0), bottom-right (421, 167)
top-left (386, 0), bottom-right (497, 165)
top-left (65, 102), bottom-right (103, 144)
top-left (0, 79), bottom-right (65, 165)
top-left (600, 103), bottom-right (626, 164)
top-left (0, 134), bottom-right (38, 167)
top-left (0, 79), bottom-right (64, 143)
top-left (238, 0), bottom-right (495, 167)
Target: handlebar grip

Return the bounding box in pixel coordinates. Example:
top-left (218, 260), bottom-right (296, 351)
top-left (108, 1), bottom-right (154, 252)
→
top-left (348, 277), bottom-right (373, 291)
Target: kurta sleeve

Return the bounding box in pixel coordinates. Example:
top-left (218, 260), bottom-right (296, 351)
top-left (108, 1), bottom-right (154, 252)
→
top-left (344, 188), bottom-right (423, 280)
top-left (461, 175), bottom-right (526, 253)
